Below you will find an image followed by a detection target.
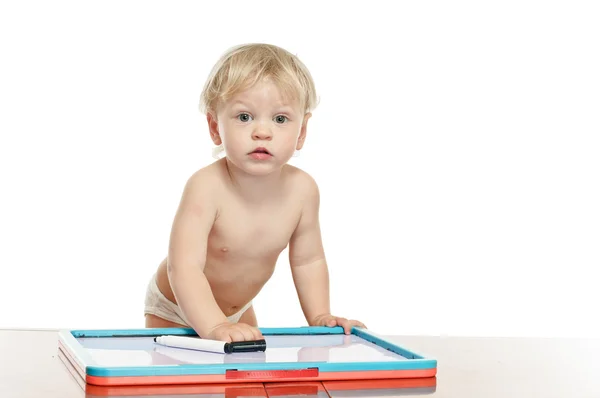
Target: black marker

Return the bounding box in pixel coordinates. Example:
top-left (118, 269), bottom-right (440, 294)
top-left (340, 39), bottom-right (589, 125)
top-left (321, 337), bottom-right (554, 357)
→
top-left (154, 335), bottom-right (266, 354)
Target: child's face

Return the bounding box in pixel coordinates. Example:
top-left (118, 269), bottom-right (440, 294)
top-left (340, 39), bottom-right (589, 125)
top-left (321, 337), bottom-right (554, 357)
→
top-left (208, 78), bottom-right (310, 176)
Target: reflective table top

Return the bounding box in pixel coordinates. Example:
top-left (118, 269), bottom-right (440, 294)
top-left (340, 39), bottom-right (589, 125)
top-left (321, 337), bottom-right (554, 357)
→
top-left (1, 329), bottom-right (598, 397)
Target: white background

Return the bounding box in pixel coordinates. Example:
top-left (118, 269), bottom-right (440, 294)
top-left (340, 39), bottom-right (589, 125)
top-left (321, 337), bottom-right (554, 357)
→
top-left (1, 1), bottom-right (598, 338)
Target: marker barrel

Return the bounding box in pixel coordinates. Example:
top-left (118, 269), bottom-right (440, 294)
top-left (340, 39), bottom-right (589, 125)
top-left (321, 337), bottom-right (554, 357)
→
top-left (154, 335), bottom-right (226, 354)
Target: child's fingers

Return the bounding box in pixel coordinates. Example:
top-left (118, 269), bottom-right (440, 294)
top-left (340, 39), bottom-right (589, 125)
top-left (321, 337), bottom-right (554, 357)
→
top-left (337, 318), bottom-right (367, 333)
top-left (351, 320), bottom-right (367, 329)
top-left (249, 326), bottom-right (262, 341)
top-left (214, 330), bottom-right (233, 342)
top-left (332, 317), bottom-right (351, 334)
top-left (252, 327), bottom-right (263, 340)
top-left (319, 315), bottom-right (366, 333)
top-left (236, 326), bottom-right (256, 341)
top-left (227, 329), bottom-right (246, 342)
top-left (211, 324), bottom-right (261, 342)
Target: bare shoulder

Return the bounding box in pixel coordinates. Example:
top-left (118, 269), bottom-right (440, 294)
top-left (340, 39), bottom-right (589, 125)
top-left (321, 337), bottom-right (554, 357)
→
top-left (283, 165), bottom-right (320, 201)
top-left (178, 161), bottom-right (225, 212)
top-left (185, 161), bottom-right (222, 189)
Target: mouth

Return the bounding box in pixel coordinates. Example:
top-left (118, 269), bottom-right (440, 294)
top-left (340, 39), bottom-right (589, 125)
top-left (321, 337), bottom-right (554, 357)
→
top-left (249, 147), bottom-right (272, 156)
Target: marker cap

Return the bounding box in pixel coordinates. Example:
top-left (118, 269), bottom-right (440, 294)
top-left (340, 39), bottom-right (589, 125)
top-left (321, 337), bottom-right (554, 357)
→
top-left (224, 339), bottom-right (267, 353)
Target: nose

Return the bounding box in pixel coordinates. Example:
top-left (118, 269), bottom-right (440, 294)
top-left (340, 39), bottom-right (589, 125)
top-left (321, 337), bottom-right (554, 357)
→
top-left (252, 122), bottom-right (272, 141)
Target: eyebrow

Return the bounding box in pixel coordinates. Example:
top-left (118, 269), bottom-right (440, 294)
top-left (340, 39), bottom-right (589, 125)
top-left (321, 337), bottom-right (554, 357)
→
top-left (229, 101), bottom-right (296, 112)
top-left (230, 101), bottom-right (250, 108)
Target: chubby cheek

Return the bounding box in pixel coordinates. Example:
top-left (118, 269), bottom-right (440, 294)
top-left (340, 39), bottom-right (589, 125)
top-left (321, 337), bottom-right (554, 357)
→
top-left (278, 143), bottom-right (298, 158)
top-left (220, 125), bottom-right (248, 154)
top-left (222, 139), bottom-right (246, 157)
top-left (282, 133), bottom-right (302, 154)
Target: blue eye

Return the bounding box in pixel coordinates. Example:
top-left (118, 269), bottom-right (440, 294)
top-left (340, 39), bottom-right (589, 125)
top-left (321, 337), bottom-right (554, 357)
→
top-left (238, 113), bottom-right (252, 122)
top-left (274, 115), bottom-right (288, 124)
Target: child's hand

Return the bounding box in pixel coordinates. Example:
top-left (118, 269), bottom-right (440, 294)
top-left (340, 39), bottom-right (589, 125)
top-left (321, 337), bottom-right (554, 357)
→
top-left (206, 321), bottom-right (264, 342)
top-left (311, 314), bottom-right (366, 334)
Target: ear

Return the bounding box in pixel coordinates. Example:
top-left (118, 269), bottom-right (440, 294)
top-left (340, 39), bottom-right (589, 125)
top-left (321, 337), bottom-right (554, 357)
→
top-left (296, 112), bottom-right (312, 150)
top-left (207, 111), bottom-right (222, 145)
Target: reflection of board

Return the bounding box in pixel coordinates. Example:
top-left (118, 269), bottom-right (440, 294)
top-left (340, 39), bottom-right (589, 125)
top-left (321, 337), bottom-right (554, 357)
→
top-left (58, 327), bottom-right (437, 386)
top-left (323, 379), bottom-right (438, 397)
top-left (266, 380), bottom-right (437, 398)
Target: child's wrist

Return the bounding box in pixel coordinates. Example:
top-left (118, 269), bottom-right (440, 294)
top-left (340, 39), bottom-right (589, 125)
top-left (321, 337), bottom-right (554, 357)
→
top-left (309, 313), bottom-right (331, 326)
top-left (203, 320), bottom-right (231, 336)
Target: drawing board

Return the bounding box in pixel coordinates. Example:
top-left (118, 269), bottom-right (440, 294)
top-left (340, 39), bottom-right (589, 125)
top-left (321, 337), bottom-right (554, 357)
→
top-left (58, 327), bottom-right (436, 387)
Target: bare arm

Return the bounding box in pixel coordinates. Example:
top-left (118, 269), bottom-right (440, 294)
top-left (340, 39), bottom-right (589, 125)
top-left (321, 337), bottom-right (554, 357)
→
top-left (167, 172), bottom-right (228, 337)
top-left (288, 175), bottom-right (331, 325)
top-left (289, 174), bottom-right (367, 333)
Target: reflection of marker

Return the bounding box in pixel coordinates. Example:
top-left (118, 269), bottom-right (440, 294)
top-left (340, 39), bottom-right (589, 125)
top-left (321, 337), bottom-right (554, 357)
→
top-left (154, 335), bottom-right (267, 354)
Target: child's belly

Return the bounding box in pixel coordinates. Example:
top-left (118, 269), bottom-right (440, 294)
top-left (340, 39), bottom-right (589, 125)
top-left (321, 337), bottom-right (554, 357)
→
top-left (203, 257), bottom-right (277, 314)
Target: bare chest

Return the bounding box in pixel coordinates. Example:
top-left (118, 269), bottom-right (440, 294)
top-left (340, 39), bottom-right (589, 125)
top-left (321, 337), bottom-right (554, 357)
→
top-left (207, 203), bottom-right (300, 259)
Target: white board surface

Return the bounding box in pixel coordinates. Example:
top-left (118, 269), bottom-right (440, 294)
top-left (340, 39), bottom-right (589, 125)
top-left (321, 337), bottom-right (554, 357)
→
top-left (76, 334), bottom-right (409, 367)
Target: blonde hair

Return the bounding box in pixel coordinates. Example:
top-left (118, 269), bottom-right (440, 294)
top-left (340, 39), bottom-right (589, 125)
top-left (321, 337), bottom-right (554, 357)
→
top-left (199, 43), bottom-right (318, 116)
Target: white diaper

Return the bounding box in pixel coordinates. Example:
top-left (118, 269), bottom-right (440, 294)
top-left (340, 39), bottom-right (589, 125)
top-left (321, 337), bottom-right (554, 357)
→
top-left (144, 273), bottom-right (252, 327)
